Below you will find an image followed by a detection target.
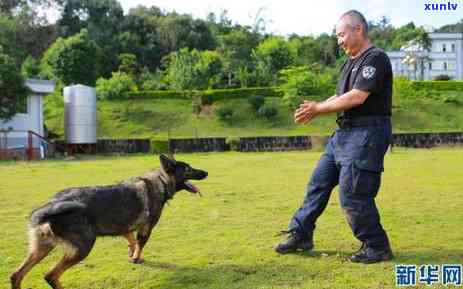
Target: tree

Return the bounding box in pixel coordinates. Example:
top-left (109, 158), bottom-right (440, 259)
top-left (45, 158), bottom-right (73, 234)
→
top-left (118, 6), bottom-right (162, 70)
top-left (0, 0), bottom-right (50, 16)
top-left (156, 13), bottom-right (216, 56)
top-left (0, 47), bottom-right (29, 121)
top-left (252, 36), bottom-right (293, 85)
top-left (21, 55), bottom-right (41, 78)
top-left (55, 0), bottom-right (124, 76)
top-left (0, 7), bottom-right (57, 67)
top-left (56, 0), bottom-right (124, 37)
top-left (96, 71), bottom-right (136, 100)
top-left (391, 22), bottom-right (431, 50)
top-left (117, 53), bottom-right (138, 76)
top-left (250, 7), bottom-right (269, 35)
top-left (316, 33), bottom-right (339, 66)
top-left (438, 18), bottom-right (463, 33)
top-left (280, 66), bottom-right (335, 109)
top-left (165, 48), bottom-right (222, 90)
top-left (195, 50), bottom-right (223, 88)
top-left (206, 10), bottom-right (233, 36)
top-left (288, 35), bottom-right (322, 66)
top-left (218, 27), bottom-right (259, 86)
top-left (42, 29), bottom-right (99, 86)
top-left (368, 16), bottom-right (396, 50)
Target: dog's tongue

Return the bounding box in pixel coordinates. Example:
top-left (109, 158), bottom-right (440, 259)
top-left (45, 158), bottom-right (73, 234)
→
top-left (184, 181), bottom-right (199, 193)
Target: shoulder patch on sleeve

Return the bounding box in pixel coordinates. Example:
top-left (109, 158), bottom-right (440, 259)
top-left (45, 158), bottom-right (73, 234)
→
top-left (362, 66), bottom-right (376, 79)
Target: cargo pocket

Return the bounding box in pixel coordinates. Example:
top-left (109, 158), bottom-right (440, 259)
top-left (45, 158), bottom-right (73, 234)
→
top-left (352, 159), bottom-right (383, 197)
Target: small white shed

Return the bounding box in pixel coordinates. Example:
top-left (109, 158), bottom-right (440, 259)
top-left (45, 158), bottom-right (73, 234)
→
top-left (0, 79), bottom-right (55, 159)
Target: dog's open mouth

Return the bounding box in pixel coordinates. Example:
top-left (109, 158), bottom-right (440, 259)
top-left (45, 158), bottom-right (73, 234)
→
top-left (184, 181), bottom-right (200, 193)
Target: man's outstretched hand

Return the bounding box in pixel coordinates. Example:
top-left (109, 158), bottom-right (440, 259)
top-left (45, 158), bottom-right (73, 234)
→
top-left (294, 101), bottom-right (320, 124)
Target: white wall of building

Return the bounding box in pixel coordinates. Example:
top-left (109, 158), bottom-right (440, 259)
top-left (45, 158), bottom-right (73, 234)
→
top-left (0, 79), bottom-right (54, 149)
top-left (387, 33), bottom-right (463, 80)
top-left (0, 94), bottom-right (43, 135)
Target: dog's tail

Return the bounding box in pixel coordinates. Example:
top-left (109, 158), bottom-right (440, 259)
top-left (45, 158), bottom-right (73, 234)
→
top-left (29, 201), bottom-right (86, 226)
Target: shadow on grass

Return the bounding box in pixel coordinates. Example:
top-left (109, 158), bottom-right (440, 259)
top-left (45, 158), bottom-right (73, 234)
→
top-left (138, 249), bottom-right (462, 288)
top-left (295, 249), bottom-right (463, 264)
top-left (141, 261), bottom-right (316, 289)
top-left (392, 250), bottom-right (463, 264)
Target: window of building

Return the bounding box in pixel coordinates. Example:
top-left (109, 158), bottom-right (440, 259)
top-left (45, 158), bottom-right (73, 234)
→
top-left (443, 62), bottom-right (448, 70)
top-left (442, 44), bottom-right (446, 52)
top-left (451, 43), bottom-right (455, 52)
top-left (428, 62), bottom-right (432, 70)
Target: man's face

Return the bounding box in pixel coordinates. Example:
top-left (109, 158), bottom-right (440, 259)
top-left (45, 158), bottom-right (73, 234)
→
top-left (336, 18), bottom-right (362, 57)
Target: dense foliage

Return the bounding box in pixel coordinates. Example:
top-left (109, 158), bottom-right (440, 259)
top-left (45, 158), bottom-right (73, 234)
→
top-left (1, 1), bottom-right (454, 92)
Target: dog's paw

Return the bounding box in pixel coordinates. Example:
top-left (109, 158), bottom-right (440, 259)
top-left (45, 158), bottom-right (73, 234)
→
top-left (130, 257), bottom-right (145, 264)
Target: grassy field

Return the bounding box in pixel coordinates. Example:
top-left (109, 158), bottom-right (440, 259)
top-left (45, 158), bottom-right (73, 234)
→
top-left (1, 149), bottom-right (463, 289)
top-left (44, 94), bottom-right (463, 139)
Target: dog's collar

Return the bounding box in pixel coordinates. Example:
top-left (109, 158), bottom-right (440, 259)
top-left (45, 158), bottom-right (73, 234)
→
top-left (158, 170), bottom-right (175, 203)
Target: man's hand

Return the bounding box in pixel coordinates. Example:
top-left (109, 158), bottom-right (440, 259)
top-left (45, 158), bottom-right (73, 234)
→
top-left (294, 101), bottom-right (320, 124)
top-left (294, 90), bottom-right (370, 124)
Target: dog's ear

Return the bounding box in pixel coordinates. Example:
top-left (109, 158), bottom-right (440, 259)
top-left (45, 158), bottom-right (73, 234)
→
top-left (160, 154), bottom-right (177, 173)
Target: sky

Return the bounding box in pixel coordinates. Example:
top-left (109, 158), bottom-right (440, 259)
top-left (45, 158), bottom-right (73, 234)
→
top-left (114, 0), bottom-right (463, 36)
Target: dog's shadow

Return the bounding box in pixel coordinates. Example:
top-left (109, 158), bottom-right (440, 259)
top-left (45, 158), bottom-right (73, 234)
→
top-left (141, 261), bottom-right (301, 288)
top-left (141, 260), bottom-right (179, 270)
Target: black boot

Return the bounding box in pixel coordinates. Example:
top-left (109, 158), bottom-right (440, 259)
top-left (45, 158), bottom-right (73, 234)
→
top-left (350, 244), bottom-right (394, 264)
top-left (275, 231), bottom-right (313, 254)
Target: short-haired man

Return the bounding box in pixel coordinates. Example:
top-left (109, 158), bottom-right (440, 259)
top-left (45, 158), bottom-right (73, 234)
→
top-left (275, 10), bottom-right (394, 264)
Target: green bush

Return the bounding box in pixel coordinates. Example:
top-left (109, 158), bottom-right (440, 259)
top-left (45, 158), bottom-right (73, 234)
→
top-left (411, 81), bottom-right (463, 91)
top-left (165, 48), bottom-right (222, 90)
top-left (257, 105), bottom-right (278, 120)
top-left (215, 106), bottom-right (234, 121)
top-left (96, 72), bottom-right (136, 100)
top-left (151, 138), bottom-right (169, 154)
top-left (393, 77), bottom-right (417, 99)
top-left (248, 95), bottom-right (265, 111)
top-left (433, 74), bottom-right (451, 81)
top-left (140, 70), bottom-right (167, 91)
top-left (280, 66), bottom-right (334, 109)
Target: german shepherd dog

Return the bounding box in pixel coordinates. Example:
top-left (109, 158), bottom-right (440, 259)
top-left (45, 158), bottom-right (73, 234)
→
top-left (10, 155), bottom-right (208, 289)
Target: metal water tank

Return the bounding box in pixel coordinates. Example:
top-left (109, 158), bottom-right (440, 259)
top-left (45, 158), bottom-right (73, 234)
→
top-left (63, 85), bottom-right (97, 144)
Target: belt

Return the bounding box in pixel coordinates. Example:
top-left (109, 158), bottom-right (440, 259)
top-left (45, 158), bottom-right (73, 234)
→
top-left (336, 116), bottom-right (390, 129)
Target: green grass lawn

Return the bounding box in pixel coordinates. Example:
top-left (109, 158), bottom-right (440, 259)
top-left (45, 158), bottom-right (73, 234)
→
top-left (1, 149), bottom-right (463, 289)
top-left (44, 94), bottom-right (463, 140)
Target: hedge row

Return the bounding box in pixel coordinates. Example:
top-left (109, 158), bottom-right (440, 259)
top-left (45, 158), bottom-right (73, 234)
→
top-left (411, 81), bottom-right (463, 91)
top-left (127, 87), bottom-right (283, 101)
top-left (127, 82), bottom-right (462, 102)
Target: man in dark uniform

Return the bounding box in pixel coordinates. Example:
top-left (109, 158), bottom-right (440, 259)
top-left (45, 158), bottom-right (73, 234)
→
top-left (275, 10), bottom-right (393, 264)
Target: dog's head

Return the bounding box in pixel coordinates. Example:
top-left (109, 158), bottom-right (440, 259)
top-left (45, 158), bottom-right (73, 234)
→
top-left (159, 154), bottom-right (208, 194)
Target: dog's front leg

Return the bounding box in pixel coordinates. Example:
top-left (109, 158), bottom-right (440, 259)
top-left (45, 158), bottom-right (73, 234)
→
top-left (123, 232), bottom-right (138, 259)
top-left (131, 225), bottom-right (153, 264)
